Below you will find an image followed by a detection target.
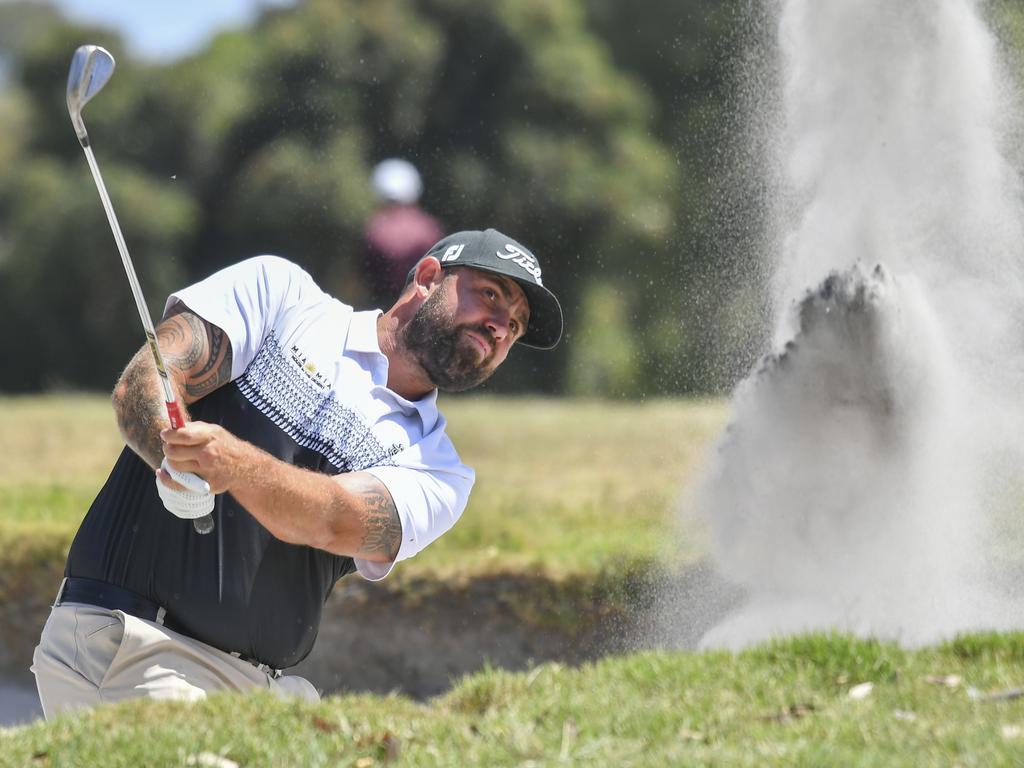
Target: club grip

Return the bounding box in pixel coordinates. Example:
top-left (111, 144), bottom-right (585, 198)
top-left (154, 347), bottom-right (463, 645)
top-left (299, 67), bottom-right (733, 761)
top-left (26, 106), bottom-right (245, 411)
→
top-left (162, 399), bottom-right (215, 534)
top-left (165, 399), bottom-right (185, 430)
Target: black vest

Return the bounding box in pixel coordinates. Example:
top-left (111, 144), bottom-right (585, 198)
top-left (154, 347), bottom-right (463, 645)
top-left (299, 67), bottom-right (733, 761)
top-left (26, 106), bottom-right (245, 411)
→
top-left (65, 381), bottom-right (357, 669)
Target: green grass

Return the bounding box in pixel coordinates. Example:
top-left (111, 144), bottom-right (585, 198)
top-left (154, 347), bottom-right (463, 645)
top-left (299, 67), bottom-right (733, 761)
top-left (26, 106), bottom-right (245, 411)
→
top-left (9, 395), bottom-right (1024, 765)
top-left (4, 634), bottom-right (1024, 766)
top-left (437, 397), bottom-right (724, 576)
top-left (0, 394), bottom-right (727, 579)
top-left (0, 394), bottom-right (728, 655)
top-left (0, 395), bottom-right (123, 527)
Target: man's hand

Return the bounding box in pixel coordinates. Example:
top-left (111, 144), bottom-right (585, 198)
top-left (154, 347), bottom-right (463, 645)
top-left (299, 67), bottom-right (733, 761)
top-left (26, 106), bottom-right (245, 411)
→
top-left (158, 421), bottom-right (250, 494)
top-left (158, 421), bottom-right (402, 561)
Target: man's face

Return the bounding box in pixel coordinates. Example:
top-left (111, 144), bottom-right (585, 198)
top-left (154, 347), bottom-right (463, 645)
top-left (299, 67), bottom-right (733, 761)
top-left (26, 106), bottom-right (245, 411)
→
top-left (402, 268), bottom-right (530, 392)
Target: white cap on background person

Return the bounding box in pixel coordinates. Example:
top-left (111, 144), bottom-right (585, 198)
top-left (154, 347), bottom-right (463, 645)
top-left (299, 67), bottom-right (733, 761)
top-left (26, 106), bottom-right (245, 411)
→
top-left (371, 158), bottom-right (423, 204)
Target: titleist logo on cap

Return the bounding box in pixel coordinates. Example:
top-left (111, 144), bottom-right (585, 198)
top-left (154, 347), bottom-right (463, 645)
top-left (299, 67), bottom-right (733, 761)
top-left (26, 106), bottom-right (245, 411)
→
top-left (496, 244), bottom-right (543, 284)
top-left (439, 241), bottom-right (543, 285)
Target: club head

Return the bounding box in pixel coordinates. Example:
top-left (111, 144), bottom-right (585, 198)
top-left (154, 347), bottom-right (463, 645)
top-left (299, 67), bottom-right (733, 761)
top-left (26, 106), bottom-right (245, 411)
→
top-left (67, 45), bottom-right (115, 140)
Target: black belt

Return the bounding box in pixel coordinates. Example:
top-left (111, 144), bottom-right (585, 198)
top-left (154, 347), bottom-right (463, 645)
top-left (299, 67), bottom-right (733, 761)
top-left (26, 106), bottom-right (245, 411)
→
top-left (55, 577), bottom-right (281, 678)
top-left (57, 577), bottom-right (173, 626)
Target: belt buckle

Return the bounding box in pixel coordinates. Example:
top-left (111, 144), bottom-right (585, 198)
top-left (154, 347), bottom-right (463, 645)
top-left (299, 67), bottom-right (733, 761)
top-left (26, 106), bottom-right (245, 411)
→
top-left (255, 662), bottom-right (283, 680)
top-left (230, 651), bottom-right (282, 679)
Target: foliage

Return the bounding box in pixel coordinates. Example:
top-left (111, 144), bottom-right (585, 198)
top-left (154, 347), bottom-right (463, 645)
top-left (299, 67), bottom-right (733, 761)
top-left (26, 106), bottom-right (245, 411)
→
top-left (565, 281), bottom-right (641, 397)
top-left (8, 1), bottom-right (1012, 395)
top-left (0, 0), bottom-right (698, 395)
top-left (582, 0), bottom-right (773, 393)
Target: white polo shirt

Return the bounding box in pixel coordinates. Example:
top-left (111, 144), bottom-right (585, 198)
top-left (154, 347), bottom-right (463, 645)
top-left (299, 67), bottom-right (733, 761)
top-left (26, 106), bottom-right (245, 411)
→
top-left (166, 254), bottom-right (474, 580)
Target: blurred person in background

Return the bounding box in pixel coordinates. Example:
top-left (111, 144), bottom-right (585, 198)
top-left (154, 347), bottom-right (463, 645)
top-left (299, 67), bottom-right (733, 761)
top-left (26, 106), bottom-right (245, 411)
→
top-left (363, 158), bottom-right (444, 308)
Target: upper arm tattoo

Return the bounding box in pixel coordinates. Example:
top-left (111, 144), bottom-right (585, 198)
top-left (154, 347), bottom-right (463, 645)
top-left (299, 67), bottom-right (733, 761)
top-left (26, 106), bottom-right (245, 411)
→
top-left (157, 307), bottom-right (233, 402)
top-left (350, 474), bottom-right (403, 561)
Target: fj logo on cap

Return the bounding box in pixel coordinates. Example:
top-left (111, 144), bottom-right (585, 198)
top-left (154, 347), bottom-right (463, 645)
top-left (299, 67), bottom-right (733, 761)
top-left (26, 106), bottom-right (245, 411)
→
top-left (498, 244), bottom-right (543, 284)
top-left (440, 244), bottom-right (465, 262)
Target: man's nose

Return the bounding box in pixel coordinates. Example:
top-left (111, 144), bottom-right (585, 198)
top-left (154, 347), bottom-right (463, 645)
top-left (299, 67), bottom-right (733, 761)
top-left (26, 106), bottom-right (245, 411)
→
top-left (485, 313), bottom-right (510, 343)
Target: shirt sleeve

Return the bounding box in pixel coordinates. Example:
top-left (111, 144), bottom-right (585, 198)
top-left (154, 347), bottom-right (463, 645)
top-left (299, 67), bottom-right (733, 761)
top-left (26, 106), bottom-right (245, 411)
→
top-left (355, 430), bottom-right (475, 581)
top-left (163, 255), bottom-right (321, 380)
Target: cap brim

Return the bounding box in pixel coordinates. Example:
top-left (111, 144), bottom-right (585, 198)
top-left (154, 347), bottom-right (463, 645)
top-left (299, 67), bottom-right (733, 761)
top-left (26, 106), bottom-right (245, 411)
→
top-left (513, 279), bottom-right (563, 350)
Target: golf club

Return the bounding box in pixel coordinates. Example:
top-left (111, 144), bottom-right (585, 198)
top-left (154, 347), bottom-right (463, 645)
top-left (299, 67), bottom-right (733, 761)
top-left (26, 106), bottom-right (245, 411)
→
top-left (67, 44), bottom-right (214, 535)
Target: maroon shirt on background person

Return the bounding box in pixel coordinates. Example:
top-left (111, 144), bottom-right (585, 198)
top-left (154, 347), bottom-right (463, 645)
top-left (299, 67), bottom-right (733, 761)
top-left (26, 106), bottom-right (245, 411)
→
top-left (364, 203), bottom-right (444, 306)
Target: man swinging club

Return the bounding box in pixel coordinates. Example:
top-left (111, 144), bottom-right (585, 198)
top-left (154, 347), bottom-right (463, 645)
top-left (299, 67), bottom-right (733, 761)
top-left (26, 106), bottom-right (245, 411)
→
top-left (31, 228), bottom-right (562, 717)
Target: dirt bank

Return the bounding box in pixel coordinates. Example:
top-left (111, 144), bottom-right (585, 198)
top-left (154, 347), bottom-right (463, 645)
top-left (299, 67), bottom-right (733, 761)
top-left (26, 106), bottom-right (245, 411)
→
top-left (1, 562), bottom-right (743, 700)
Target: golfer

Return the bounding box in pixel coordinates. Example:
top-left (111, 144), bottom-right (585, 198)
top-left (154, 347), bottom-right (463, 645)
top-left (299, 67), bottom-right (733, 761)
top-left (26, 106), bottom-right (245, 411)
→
top-left (32, 228), bottom-right (562, 718)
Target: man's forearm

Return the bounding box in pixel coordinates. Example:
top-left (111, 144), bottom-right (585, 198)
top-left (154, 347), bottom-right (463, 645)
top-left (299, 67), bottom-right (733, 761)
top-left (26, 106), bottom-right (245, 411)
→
top-left (163, 430), bottom-right (399, 561)
top-left (159, 420), bottom-right (403, 560)
top-left (112, 308), bottom-right (230, 471)
top-left (221, 441), bottom-right (402, 561)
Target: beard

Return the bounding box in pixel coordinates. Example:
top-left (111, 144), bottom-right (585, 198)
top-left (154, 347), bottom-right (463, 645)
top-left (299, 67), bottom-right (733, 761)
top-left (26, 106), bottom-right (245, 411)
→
top-left (401, 283), bottom-right (497, 392)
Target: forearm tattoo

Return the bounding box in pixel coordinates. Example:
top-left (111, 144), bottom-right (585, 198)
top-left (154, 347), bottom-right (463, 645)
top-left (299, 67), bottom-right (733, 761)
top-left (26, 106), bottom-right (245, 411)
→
top-left (114, 308), bottom-right (232, 467)
top-left (353, 477), bottom-right (402, 561)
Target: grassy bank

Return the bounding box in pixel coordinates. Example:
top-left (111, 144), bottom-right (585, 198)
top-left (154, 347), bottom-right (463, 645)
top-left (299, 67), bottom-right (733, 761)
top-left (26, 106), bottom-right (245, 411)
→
top-left (0, 394), bottom-right (728, 579)
top-left (4, 397), bottom-right (1024, 765)
top-left (5, 634), bottom-right (1024, 766)
top-left (0, 394), bottom-right (728, 677)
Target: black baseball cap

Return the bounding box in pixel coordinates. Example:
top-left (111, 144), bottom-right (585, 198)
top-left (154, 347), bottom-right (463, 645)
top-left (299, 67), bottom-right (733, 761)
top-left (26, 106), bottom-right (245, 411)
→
top-left (421, 228), bottom-right (563, 349)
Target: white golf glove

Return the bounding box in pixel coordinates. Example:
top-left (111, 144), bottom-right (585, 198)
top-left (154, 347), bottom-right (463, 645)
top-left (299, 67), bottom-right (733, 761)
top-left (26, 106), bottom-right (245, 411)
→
top-left (156, 457), bottom-right (215, 520)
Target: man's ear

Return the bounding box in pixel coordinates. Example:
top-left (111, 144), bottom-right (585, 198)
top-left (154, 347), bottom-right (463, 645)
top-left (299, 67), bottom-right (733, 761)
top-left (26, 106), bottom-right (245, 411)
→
top-left (412, 257), bottom-right (444, 296)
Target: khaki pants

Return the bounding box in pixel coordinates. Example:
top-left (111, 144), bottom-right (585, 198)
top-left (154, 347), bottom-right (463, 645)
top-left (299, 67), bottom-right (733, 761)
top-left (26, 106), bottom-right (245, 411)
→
top-left (32, 603), bottom-right (319, 720)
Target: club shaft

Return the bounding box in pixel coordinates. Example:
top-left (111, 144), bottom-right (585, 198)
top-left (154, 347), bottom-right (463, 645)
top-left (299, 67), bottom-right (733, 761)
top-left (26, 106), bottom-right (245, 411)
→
top-left (79, 139), bottom-right (180, 421)
top-left (81, 136), bottom-right (210, 531)
top-left (70, 49), bottom-right (211, 534)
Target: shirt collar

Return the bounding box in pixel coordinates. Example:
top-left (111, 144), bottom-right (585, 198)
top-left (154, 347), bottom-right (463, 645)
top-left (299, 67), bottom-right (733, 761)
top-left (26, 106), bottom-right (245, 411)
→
top-left (347, 308), bottom-right (441, 422)
top-left (346, 309), bottom-right (383, 353)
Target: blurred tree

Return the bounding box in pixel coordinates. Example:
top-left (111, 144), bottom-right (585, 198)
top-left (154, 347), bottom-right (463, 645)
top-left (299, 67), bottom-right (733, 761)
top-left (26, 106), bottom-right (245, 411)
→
top-left (0, 159), bottom-right (194, 390)
top-left (582, 0), bottom-right (769, 394)
top-left (17, 22), bottom-right (130, 162)
top-left (565, 281), bottom-right (640, 398)
top-left (0, 82), bottom-right (29, 180)
top-left (0, 22), bottom-right (195, 390)
top-left (992, 0), bottom-right (1024, 119)
top-left (993, 0), bottom-right (1024, 48)
top-left (0, 0), bottom-right (696, 396)
top-left (175, 0), bottom-right (677, 394)
top-left (7, 2), bottom-right (1023, 395)
top-left (0, 1), bottom-right (63, 75)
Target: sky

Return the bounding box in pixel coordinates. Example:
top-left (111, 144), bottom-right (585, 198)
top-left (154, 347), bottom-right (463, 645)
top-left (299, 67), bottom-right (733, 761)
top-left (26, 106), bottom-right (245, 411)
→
top-left (20, 0), bottom-right (295, 61)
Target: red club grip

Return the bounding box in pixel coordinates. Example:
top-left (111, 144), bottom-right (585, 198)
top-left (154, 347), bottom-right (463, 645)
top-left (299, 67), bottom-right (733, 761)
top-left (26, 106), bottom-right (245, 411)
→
top-left (165, 400), bottom-right (186, 430)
